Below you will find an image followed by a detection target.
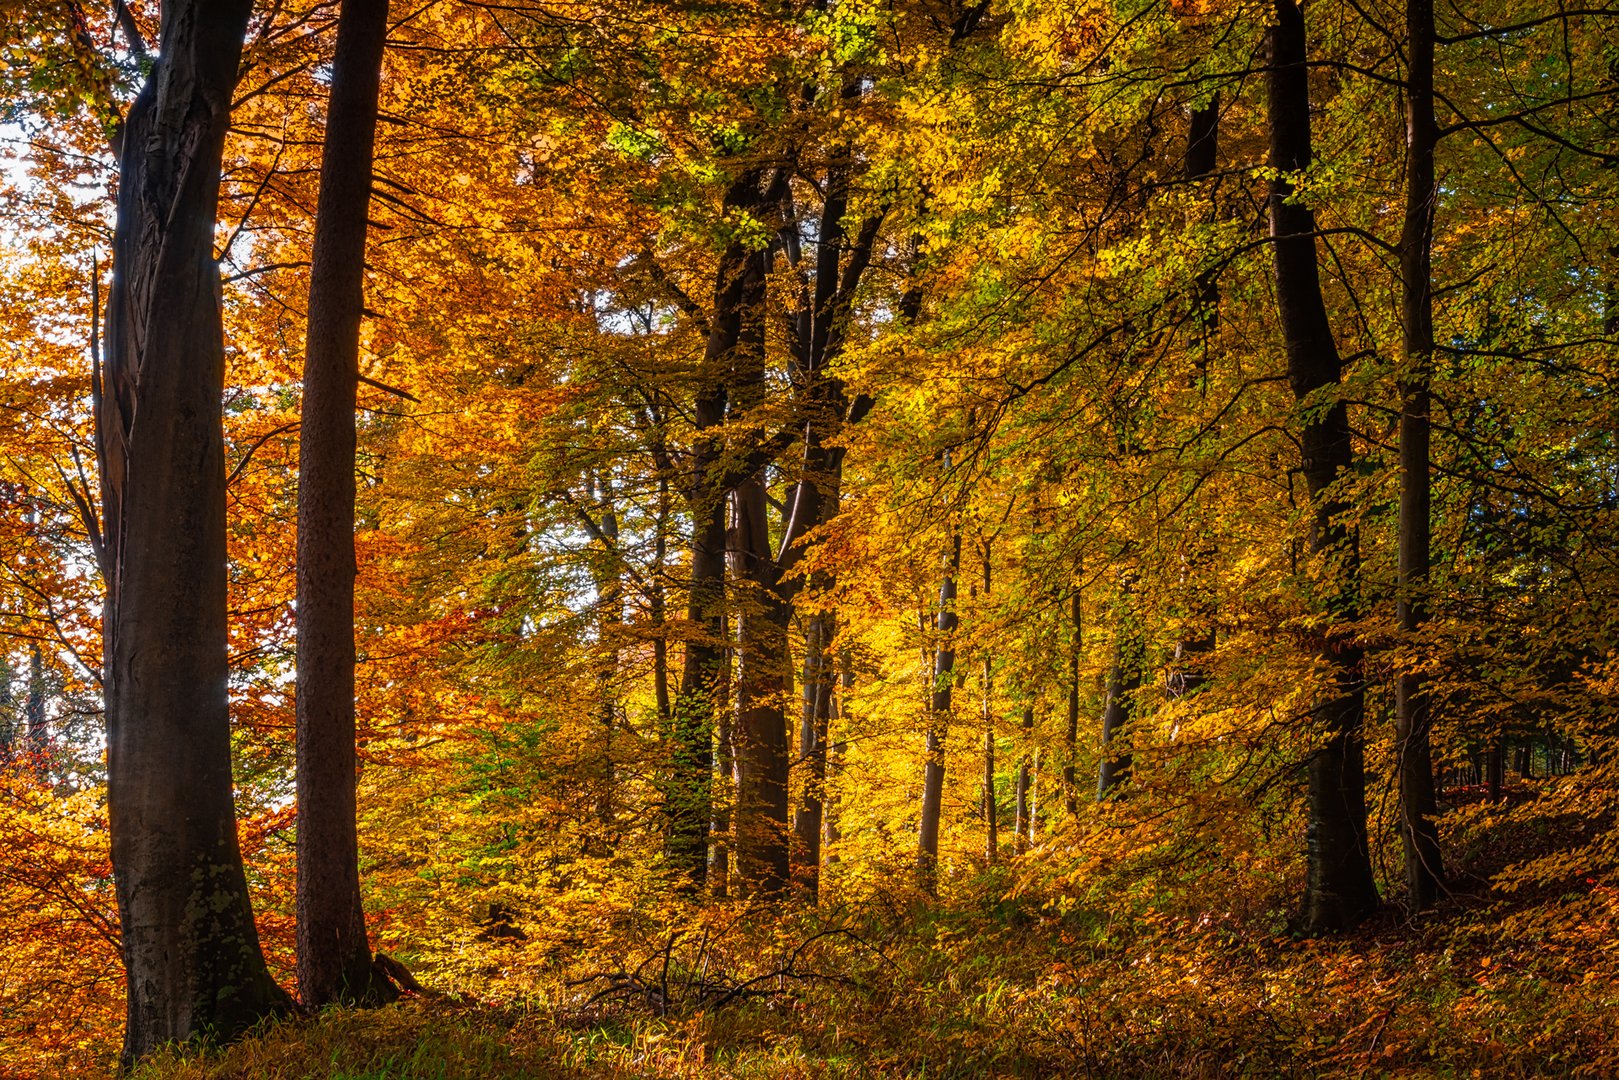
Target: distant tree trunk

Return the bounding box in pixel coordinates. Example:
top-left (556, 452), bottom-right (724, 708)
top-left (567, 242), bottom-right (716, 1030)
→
top-left (649, 426), bottom-right (674, 730)
top-left (99, 1), bottom-right (291, 1060)
top-left (1394, 0), bottom-right (1445, 913)
top-left (822, 659), bottom-right (852, 856)
top-left (1062, 589), bottom-right (1082, 814)
top-left (296, 0), bottom-right (395, 1012)
top-left (25, 642), bottom-right (46, 754)
top-left (1097, 625), bottom-right (1141, 799)
top-left (1514, 744), bottom-right (1532, 779)
top-left (1174, 96), bottom-right (1221, 690)
top-left (917, 531), bottom-right (961, 892)
top-left (979, 547), bottom-right (996, 862)
top-left (1265, 0), bottom-right (1380, 933)
top-left (1013, 705), bottom-right (1033, 853)
top-left (0, 655), bottom-right (13, 758)
top-left (589, 470), bottom-right (622, 829)
top-left (709, 609), bottom-right (734, 897)
top-left (793, 606), bottom-right (835, 899)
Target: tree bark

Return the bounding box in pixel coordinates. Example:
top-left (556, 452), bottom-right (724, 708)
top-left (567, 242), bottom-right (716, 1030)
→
top-left (1174, 97), bottom-right (1221, 689)
top-left (296, 0), bottom-right (395, 1012)
top-left (732, 472), bottom-right (791, 896)
top-left (793, 606), bottom-right (835, 898)
top-left (917, 531), bottom-right (961, 892)
top-left (1097, 611), bottom-right (1140, 799)
top-left (99, 1), bottom-right (291, 1061)
top-left (1062, 589), bottom-right (1082, 814)
top-left (1013, 704), bottom-right (1033, 854)
top-left (1394, 0), bottom-right (1445, 912)
top-left (670, 169), bottom-right (768, 885)
top-left (1265, 0), bottom-right (1380, 932)
top-left (979, 547), bottom-right (996, 862)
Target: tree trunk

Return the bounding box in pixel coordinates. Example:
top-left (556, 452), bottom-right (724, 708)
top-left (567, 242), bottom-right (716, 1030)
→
top-left (588, 470), bottom-right (622, 831)
top-left (296, 0), bottom-right (395, 1012)
top-left (1097, 623), bottom-right (1140, 799)
top-left (25, 641), bottom-right (46, 754)
top-left (670, 170), bottom-right (768, 885)
top-left (1174, 96), bottom-right (1221, 688)
top-left (1062, 589), bottom-right (1082, 814)
top-left (793, 606), bottom-right (835, 899)
top-left (99, 1), bottom-right (291, 1061)
top-left (1013, 705), bottom-right (1033, 854)
top-left (1394, 0), bottom-right (1445, 913)
top-left (917, 532), bottom-right (961, 892)
top-left (732, 471), bottom-right (791, 896)
top-left (1265, 0), bottom-right (1380, 933)
top-left (979, 548), bottom-right (996, 862)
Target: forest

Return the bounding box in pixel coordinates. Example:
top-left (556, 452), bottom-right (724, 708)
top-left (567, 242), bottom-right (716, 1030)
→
top-left (0, 0), bottom-right (1616, 1075)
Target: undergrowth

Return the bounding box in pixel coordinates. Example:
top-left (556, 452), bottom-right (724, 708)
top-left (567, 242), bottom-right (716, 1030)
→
top-left (131, 798), bottom-right (1619, 1080)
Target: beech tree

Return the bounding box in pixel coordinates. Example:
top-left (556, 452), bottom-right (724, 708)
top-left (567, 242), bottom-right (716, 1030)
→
top-left (1265, 0), bottom-right (1379, 931)
top-left (296, 0), bottom-right (395, 1009)
top-left (98, 0), bottom-right (290, 1060)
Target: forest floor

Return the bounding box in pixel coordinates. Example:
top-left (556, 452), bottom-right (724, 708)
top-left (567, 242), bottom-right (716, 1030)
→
top-left (134, 793), bottom-right (1619, 1079)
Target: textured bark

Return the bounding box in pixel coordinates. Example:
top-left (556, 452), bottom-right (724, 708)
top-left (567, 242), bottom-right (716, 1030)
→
top-left (670, 170), bottom-right (768, 884)
top-left (1266, 0), bottom-right (1379, 932)
top-left (917, 532), bottom-right (961, 892)
top-left (99, 1), bottom-right (291, 1061)
top-left (25, 642), bottom-right (45, 753)
top-left (296, 0), bottom-right (395, 1012)
top-left (1096, 623), bottom-right (1141, 799)
top-left (732, 472), bottom-right (791, 896)
top-left (1395, 0), bottom-right (1445, 912)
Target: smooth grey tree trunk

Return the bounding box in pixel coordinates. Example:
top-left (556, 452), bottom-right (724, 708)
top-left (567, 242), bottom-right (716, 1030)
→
top-left (99, 1), bottom-right (291, 1061)
top-left (295, 0), bottom-right (396, 1011)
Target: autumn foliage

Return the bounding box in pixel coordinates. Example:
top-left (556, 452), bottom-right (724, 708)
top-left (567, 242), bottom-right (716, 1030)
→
top-left (2, 0), bottom-right (1619, 1074)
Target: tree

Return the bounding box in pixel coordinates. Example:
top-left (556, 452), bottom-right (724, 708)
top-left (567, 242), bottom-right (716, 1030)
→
top-left (296, 0), bottom-right (396, 1009)
top-left (1265, 0), bottom-right (1379, 932)
top-left (98, 0), bottom-right (291, 1060)
top-left (1392, 0), bottom-right (1445, 914)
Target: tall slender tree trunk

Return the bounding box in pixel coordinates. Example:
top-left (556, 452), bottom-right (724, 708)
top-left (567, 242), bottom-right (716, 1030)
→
top-left (1062, 589), bottom-right (1082, 814)
top-left (296, 0), bottom-right (395, 1011)
top-left (25, 642), bottom-right (45, 754)
top-left (1013, 705), bottom-right (1033, 854)
top-left (917, 532), bottom-right (961, 892)
top-left (979, 547), bottom-right (996, 862)
top-left (1395, 0), bottom-right (1445, 912)
top-left (794, 606), bottom-right (835, 899)
top-left (99, 1), bottom-right (291, 1060)
top-left (1175, 96), bottom-right (1221, 691)
top-left (1265, 0), bottom-right (1379, 932)
top-left (589, 470), bottom-right (622, 830)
